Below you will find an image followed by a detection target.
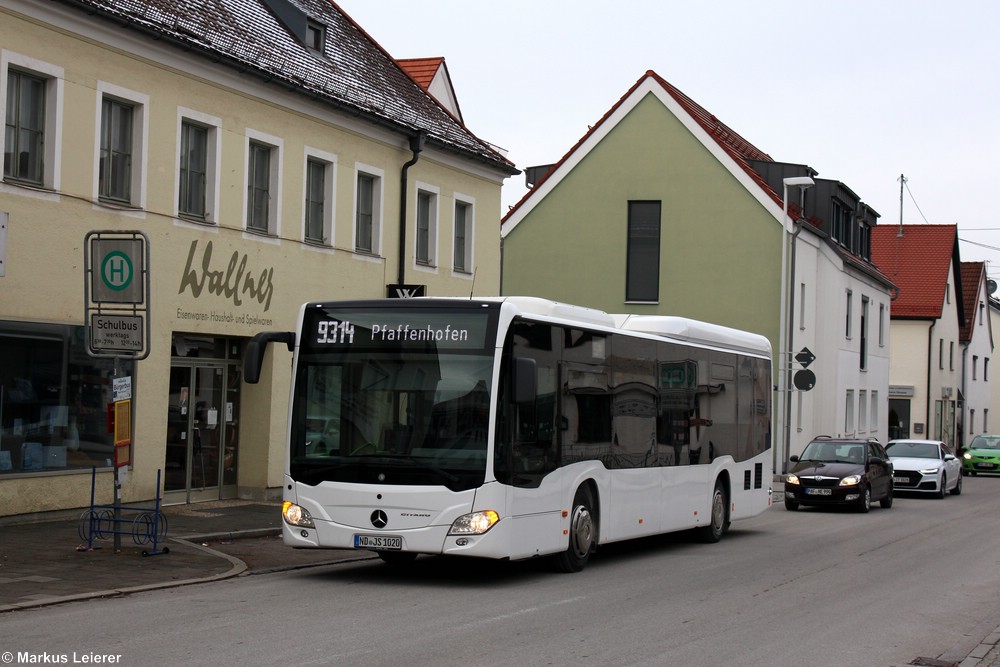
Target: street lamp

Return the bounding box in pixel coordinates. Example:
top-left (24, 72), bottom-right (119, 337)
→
top-left (777, 176), bottom-right (814, 474)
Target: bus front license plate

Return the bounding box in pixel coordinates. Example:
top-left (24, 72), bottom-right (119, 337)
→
top-left (355, 534), bottom-right (402, 551)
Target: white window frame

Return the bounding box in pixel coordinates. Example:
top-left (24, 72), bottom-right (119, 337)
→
top-left (1, 51), bottom-right (64, 191)
top-left (453, 193), bottom-right (475, 277)
top-left (303, 146), bottom-right (337, 247)
top-left (353, 163), bottom-right (383, 257)
top-left (176, 107), bottom-right (221, 224)
top-left (243, 129), bottom-right (283, 237)
top-left (414, 182), bottom-right (439, 270)
top-left (94, 81), bottom-right (148, 209)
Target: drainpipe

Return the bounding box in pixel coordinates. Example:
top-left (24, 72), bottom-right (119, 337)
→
top-left (398, 132), bottom-right (426, 287)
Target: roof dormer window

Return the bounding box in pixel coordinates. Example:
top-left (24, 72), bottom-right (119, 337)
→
top-left (306, 20), bottom-right (325, 54)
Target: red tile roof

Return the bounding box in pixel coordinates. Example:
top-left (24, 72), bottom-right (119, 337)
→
top-left (871, 224), bottom-right (960, 319)
top-left (397, 57), bottom-right (444, 91)
top-left (960, 261), bottom-right (985, 342)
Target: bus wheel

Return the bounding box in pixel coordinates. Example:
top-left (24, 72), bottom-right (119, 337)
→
top-left (553, 486), bottom-right (596, 573)
top-left (696, 480), bottom-right (729, 543)
top-left (378, 551), bottom-right (418, 566)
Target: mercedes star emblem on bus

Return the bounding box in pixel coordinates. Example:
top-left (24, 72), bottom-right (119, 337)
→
top-left (371, 510), bottom-right (388, 528)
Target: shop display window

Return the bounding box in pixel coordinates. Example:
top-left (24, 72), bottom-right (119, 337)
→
top-left (0, 321), bottom-right (134, 474)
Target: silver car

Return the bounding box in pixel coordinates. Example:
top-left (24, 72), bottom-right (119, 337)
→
top-left (886, 439), bottom-right (962, 498)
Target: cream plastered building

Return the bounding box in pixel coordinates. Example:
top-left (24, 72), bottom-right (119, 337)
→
top-left (0, 0), bottom-right (516, 516)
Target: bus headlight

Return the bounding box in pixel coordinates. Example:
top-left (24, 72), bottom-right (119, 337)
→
top-left (283, 501), bottom-right (315, 528)
top-left (448, 510), bottom-right (500, 535)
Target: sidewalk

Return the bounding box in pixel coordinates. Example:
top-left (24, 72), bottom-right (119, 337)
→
top-left (0, 499), bottom-right (373, 613)
top-left (1, 495), bottom-right (999, 667)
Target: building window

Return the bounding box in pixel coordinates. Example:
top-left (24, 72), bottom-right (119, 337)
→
top-left (950, 341), bottom-right (955, 371)
top-left (0, 320), bottom-right (133, 475)
top-left (415, 188), bottom-right (437, 266)
top-left (355, 170), bottom-right (384, 254)
top-left (626, 201), bottom-right (661, 302)
top-left (453, 199), bottom-right (473, 273)
top-left (970, 410), bottom-right (976, 435)
top-left (305, 158), bottom-right (327, 243)
top-left (4, 69), bottom-right (46, 185)
top-left (798, 282), bottom-right (807, 330)
top-left (845, 290), bottom-right (853, 338)
top-left (860, 296), bottom-right (869, 370)
top-left (973, 355), bottom-right (979, 380)
top-left (98, 97), bottom-right (133, 203)
top-left (179, 121), bottom-right (208, 218)
top-left (247, 141), bottom-right (272, 233)
top-left (871, 391), bottom-right (878, 433)
top-left (985, 409), bottom-right (989, 432)
top-left (305, 20), bottom-right (325, 53)
top-left (859, 390), bottom-right (868, 432)
top-left (939, 339), bottom-right (944, 370)
top-left (879, 303), bottom-right (886, 346)
top-left (985, 358), bottom-right (990, 382)
top-left (846, 389), bottom-right (855, 433)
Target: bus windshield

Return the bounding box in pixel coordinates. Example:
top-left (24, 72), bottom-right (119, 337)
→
top-left (289, 304), bottom-right (498, 492)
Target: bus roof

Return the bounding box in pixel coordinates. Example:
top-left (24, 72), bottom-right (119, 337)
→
top-left (457, 296), bottom-right (771, 358)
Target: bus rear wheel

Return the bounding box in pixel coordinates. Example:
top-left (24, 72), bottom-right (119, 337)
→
top-left (553, 486), bottom-right (595, 573)
top-left (696, 480), bottom-right (729, 543)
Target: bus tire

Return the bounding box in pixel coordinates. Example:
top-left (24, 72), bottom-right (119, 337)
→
top-left (553, 486), bottom-right (596, 573)
top-left (696, 479), bottom-right (729, 544)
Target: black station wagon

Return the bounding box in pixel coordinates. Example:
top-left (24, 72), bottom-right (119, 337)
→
top-left (784, 437), bottom-right (894, 513)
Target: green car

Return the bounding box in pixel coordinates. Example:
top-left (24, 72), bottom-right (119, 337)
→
top-left (963, 434), bottom-right (1000, 475)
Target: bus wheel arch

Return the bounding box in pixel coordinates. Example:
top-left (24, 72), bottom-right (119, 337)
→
top-left (696, 474), bottom-right (730, 544)
top-left (552, 481), bottom-right (599, 573)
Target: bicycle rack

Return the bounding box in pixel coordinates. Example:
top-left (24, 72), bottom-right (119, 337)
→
top-left (78, 467), bottom-right (170, 556)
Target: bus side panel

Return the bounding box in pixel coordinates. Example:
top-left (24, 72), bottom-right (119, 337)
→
top-left (505, 462), bottom-right (609, 560)
top-left (727, 450), bottom-right (773, 520)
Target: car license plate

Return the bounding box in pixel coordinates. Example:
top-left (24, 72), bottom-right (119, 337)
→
top-left (976, 462), bottom-right (997, 469)
top-left (893, 476), bottom-right (908, 483)
top-left (354, 534), bottom-right (402, 551)
top-left (805, 488), bottom-right (832, 496)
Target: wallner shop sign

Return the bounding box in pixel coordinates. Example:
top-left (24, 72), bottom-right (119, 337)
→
top-left (177, 240), bottom-right (276, 326)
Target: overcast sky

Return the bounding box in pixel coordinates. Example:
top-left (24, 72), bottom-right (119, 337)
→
top-left (338, 0), bottom-right (1000, 285)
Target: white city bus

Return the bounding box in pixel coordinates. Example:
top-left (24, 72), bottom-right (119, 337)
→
top-left (245, 297), bottom-right (772, 572)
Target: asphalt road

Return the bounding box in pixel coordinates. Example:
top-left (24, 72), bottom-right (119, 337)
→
top-left (3, 475), bottom-right (1000, 667)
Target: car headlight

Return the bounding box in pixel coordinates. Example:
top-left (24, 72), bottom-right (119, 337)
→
top-left (839, 474), bottom-right (862, 486)
top-left (283, 501), bottom-right (315, 528)
top-left (964, 452), bottom-right (972, 460)
top-left (448, 510), bottom-right (500, 535)
top-left (786, 474), bottom-right (800, 485)
top-left (919, 467), bottom-right (940, 475)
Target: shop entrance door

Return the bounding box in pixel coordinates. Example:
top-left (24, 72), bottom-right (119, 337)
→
top-left (165, 363), bottom-right (238, 503)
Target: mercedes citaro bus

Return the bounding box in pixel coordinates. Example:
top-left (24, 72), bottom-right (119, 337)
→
top-left (245, 297), bottom-right (773, 572)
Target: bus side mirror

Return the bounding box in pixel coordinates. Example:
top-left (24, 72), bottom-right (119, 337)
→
top-left (513, 357), bottom-right (537, 404)
top-left (244, 331), bottom-right (295, 384)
